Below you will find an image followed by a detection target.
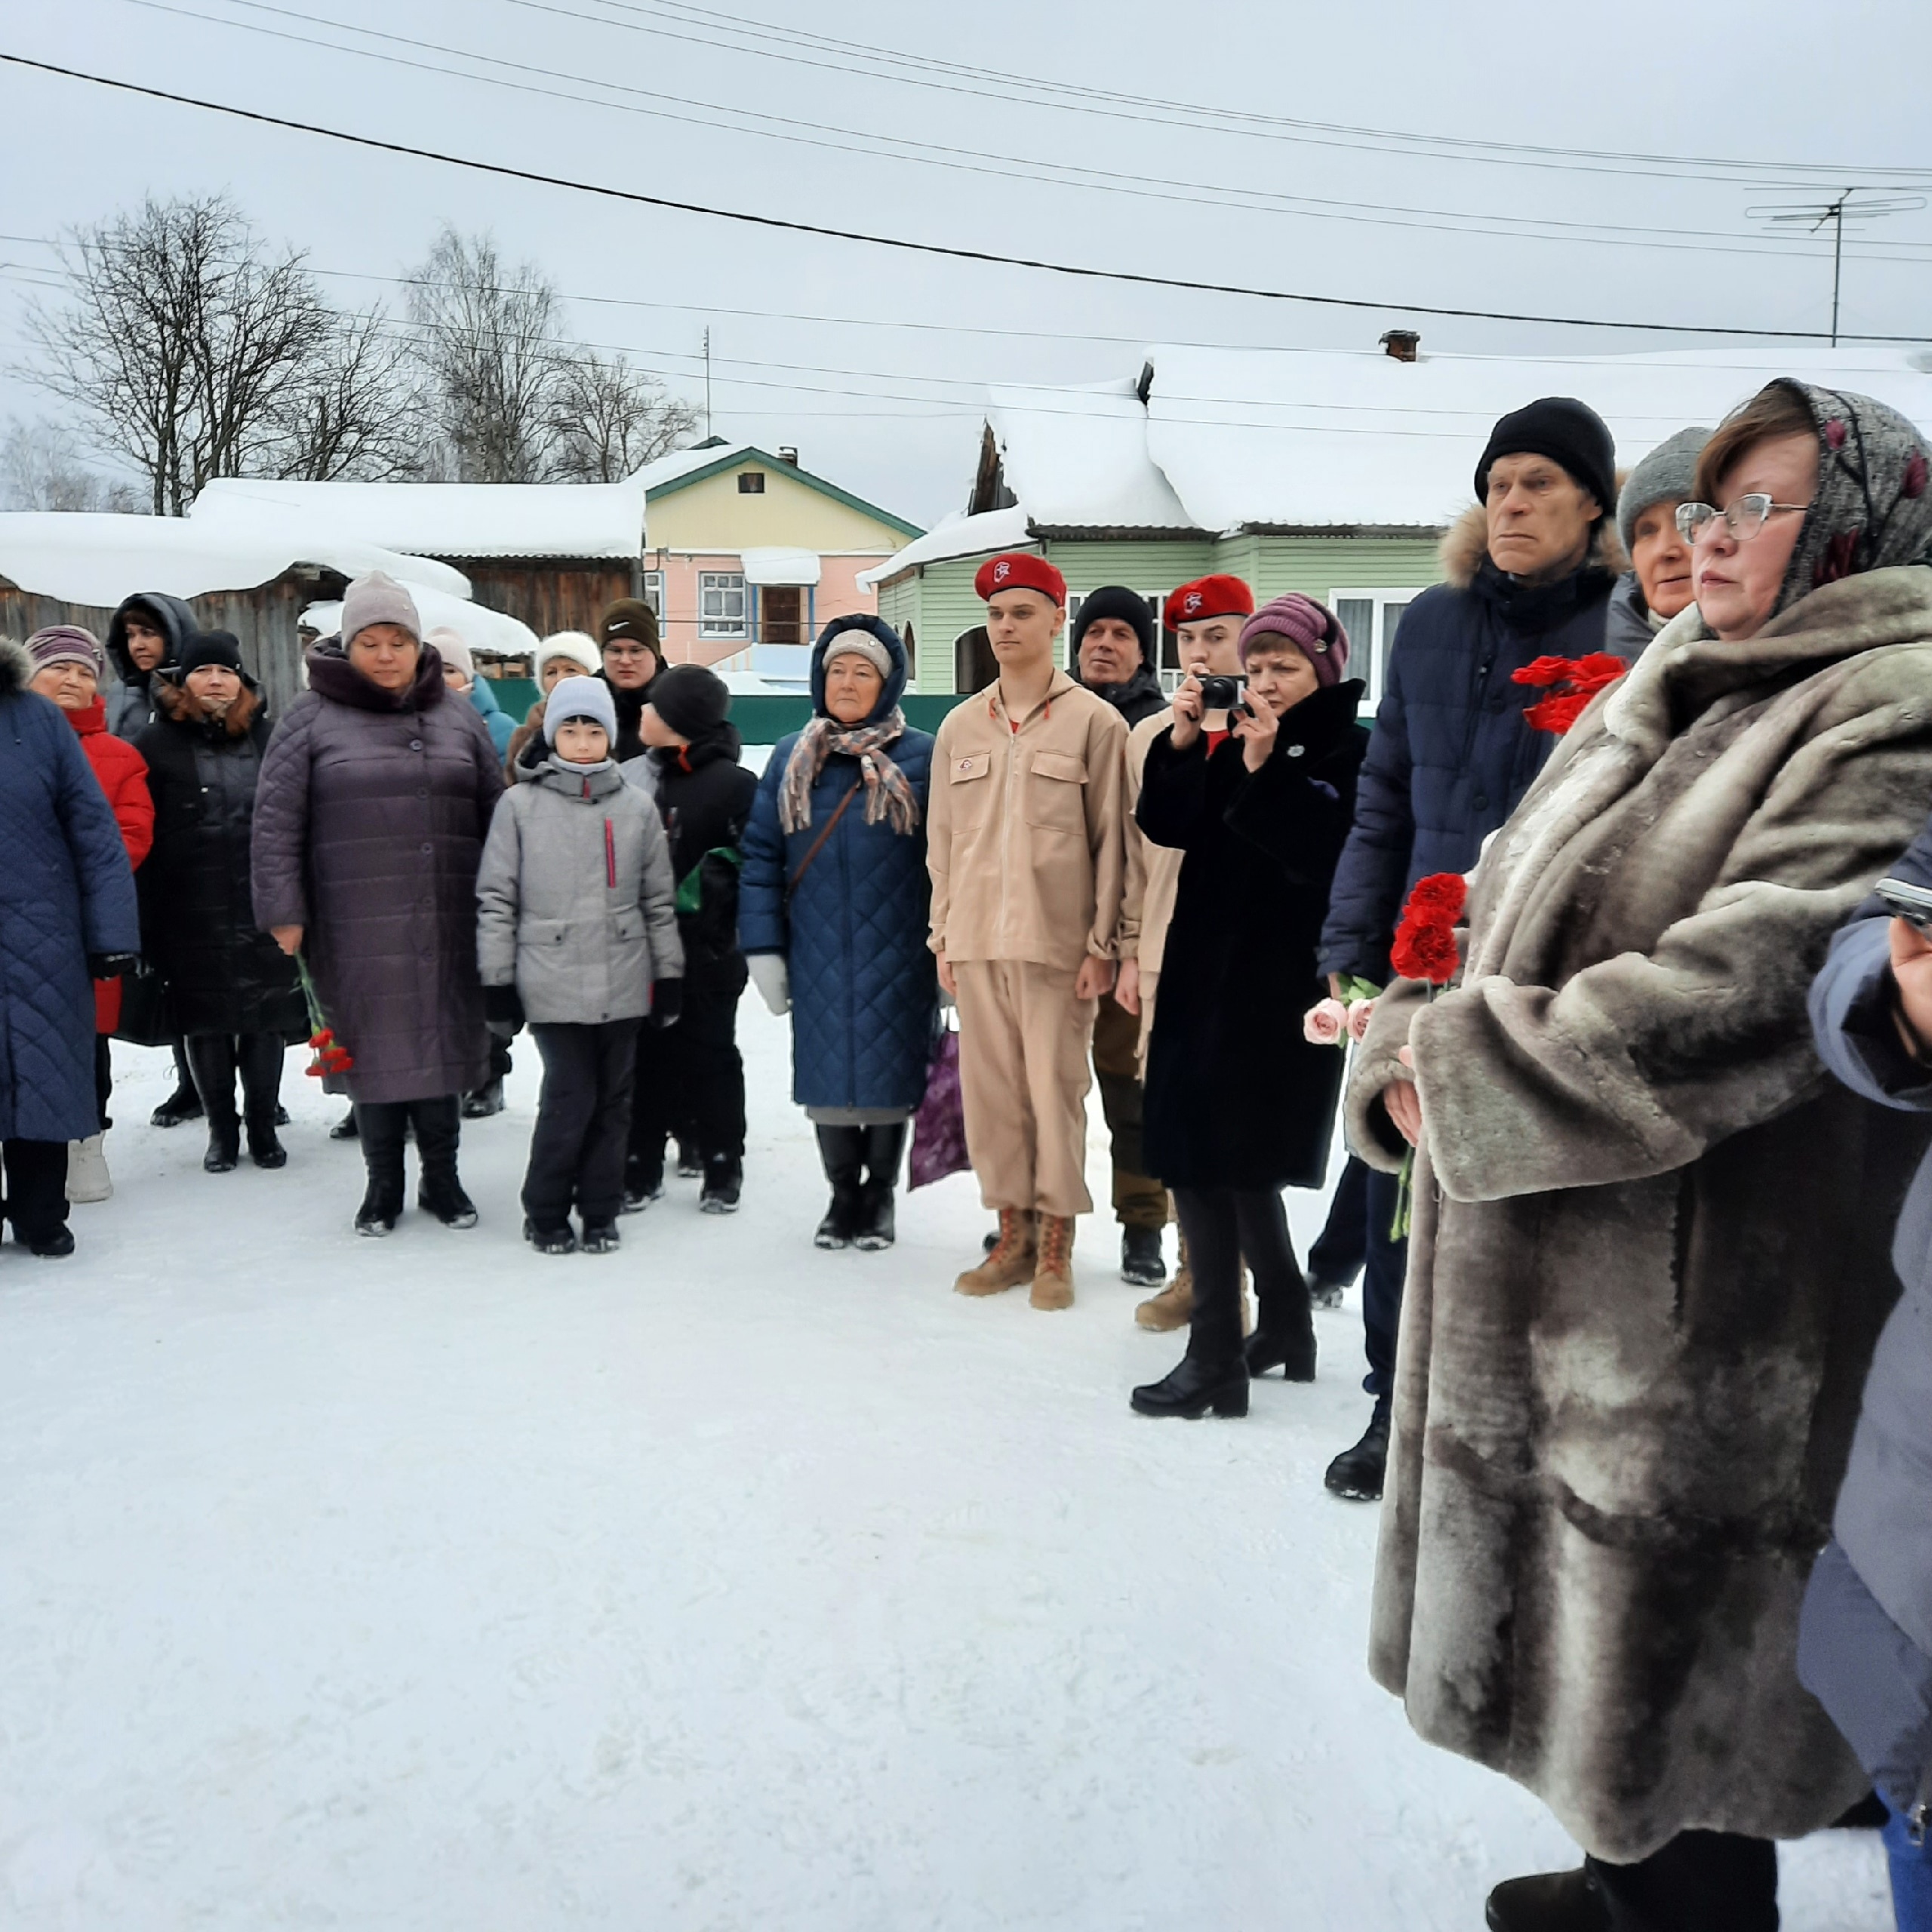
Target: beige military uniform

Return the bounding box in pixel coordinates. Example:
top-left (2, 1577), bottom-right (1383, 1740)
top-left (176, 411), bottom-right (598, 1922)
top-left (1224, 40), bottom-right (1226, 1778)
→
top-left (928, 671), bottom-right (1128, 1217)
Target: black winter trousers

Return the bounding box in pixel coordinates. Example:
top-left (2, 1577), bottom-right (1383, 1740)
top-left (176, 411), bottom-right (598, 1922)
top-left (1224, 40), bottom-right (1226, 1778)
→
top-left (184, 1032), bottom-right (285, 1126)
top-left (629, 959), bottom-right (746, 1174)
top-left (1308, 1153), bottom-right (1369, 1284)
top-left (525, 1019), bottom-right (641, 1227)
top-left (1173, 1185), bottom-right (1311, 1366)
top-left (2, 1139), bottom-right (68, 1241)
top-left (1361, 1167), bottom-right (1408, 1408)
top-left (94, 1035), bottom-right (112, 1132)
top-left (1586, 1829), bottom-right (1777, 1931)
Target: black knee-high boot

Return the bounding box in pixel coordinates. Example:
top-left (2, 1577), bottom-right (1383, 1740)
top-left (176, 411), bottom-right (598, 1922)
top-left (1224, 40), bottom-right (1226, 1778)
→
top-left (355, 1101), bottom-right (408, 1235)
top-left (185, 1035), bottom-right (241, 1173)
top-left (236, 1033), bottom-right (288, 1168)
top-left (813, 1125), bottom-right (866, 1249)
top-left (855, 1122), bottom-right (907, 1252)
top-left (411, 1095), bottom-right (478, 1228)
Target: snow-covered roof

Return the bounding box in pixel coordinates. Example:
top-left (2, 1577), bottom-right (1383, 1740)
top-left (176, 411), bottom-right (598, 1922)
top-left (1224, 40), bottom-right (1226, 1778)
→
top-left (0, 511), bottom-right (469, 609)
top-left (858, 506), bottom-right (1033, 589)
top-left (301, 589), bottom-right (540, 661)
top-left (986, 379), bottom-right (1198, 531)
top-left (740, 546), bottom-right (821, 588)
top-left (631, 441), bottom-right (753, 491)
top-left (1144, 344), bottom-right (1932, 531)
top-left (191, 475), bottom-right (647, 561)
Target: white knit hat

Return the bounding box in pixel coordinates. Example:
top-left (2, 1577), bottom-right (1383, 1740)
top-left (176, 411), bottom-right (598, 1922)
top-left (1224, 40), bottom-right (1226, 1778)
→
top-left (426, 625), bottom-right (474, 678)
top-left (535, 630), bottom-right (601, 678)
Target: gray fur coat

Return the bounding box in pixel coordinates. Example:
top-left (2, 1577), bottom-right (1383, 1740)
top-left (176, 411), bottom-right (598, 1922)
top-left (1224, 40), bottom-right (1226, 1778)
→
top-left (1346, 565), bottom-right (1932, 1860)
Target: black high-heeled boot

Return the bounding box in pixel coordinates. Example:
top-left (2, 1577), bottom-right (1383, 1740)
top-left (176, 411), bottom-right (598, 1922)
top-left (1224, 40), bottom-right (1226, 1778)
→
top-left (355, 1101), bottom-right (408, 1235)
top-left (411, 1095), bottom-right (478, 1228)
top-left (1244, 1323), bottom-right (1317, 1381)
top-left (236, 1032), bottom-right (288, 1169)
top-left (854, 1121), bottom-right (907, 1252)
top-left (813, 1125), bottom-right (866, 1249)
top-left (186, 1035), bottom-right (241, 1173)
top-left (1130, 1346), bottom-right (1251, 1420)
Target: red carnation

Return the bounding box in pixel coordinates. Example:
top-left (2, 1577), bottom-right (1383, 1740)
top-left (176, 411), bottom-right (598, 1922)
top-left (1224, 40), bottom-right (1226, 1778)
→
top-left (1390, 871), bottom-right (1466, 986)
top-left (1511, 652), bottom-right (1626, 736)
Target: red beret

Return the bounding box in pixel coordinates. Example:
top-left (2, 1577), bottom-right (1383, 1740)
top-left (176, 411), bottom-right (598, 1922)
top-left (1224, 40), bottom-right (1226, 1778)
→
top-left (1165, 574), bottom-right (1254, 626)
top-left (974, 552), bottom-right (1066, 607)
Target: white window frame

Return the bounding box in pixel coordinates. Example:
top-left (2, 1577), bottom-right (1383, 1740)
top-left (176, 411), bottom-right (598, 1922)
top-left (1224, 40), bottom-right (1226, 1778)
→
top-left (698, 570), bottom-right (748, 640)
top-left (1328, 589), bottom-right (1423, 709)
top-left (640, 570), bottom-right (665, 618)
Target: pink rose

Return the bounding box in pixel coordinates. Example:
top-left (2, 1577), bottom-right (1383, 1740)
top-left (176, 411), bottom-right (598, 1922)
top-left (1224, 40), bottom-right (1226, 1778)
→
top-left (1346, 998), bottom-right (1377, 1044)
top-left (1303, 998), bottom-right (1348, 1046)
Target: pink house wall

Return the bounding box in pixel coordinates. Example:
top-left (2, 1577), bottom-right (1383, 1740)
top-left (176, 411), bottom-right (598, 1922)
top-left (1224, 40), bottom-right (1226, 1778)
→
top-left (648, 552), bottom-right (890, 668)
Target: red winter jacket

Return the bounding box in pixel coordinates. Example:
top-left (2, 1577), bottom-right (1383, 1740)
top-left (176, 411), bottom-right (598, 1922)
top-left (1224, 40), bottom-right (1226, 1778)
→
top-left (65, 697), bottom-right (152, 1031)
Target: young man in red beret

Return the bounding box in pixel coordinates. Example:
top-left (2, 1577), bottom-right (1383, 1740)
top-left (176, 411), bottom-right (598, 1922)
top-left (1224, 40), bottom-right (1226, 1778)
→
top-left (1116, 574), bottom-right (1254, 1327)
top-left (929, 552), bottom-right (1128, 1309)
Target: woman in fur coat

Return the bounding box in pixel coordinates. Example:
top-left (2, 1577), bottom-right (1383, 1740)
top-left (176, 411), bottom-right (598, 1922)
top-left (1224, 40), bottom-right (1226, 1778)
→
top-left (137, 632), bottom-right (307, 1174)
top-left (1346, 382), bottom-right (1932, 1932)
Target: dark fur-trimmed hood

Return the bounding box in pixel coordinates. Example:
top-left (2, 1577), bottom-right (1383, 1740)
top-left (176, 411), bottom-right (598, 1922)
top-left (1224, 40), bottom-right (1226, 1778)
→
top-left (1439, 499), bottom-right (1630, 590)
top-left (0, 635), bottom-right (29, 699)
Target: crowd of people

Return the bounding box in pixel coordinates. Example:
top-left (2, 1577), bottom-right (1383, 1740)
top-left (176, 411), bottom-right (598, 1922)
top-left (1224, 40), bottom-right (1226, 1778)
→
top-left (3, 373), bottom-right (1931, 1930)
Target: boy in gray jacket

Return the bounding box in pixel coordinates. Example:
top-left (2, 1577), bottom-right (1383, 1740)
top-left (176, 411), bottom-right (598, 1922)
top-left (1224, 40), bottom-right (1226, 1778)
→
top-left (477, 677), bottom-right (683, 1255)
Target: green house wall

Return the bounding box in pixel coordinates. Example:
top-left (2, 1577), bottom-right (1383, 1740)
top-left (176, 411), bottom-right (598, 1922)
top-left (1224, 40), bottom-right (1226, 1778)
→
top-left (881, 531), bottom-right (1447, 692)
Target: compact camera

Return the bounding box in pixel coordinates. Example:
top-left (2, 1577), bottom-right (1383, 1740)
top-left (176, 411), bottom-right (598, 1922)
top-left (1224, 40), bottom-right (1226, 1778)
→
top-left (1196, 673), bottom-right (1249, 716)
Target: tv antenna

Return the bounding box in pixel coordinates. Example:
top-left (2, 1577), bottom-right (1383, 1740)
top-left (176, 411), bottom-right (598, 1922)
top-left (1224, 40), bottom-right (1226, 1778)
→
top-left (1749, 187), bottom-right (1925, 346)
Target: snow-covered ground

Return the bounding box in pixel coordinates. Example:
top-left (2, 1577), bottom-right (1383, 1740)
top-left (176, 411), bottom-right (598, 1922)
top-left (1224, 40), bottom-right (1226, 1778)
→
top-left (1, 1007), bottom-right (1892, 1930)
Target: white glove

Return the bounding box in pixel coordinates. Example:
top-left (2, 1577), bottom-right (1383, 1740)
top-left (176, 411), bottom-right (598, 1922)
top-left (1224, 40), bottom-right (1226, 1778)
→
top-left (748, 952), bottom-right (790, 1015)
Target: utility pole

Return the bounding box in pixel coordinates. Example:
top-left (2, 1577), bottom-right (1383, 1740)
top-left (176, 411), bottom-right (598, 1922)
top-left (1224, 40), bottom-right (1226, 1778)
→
top-left (1827, 187), bottom-right (1850, 347)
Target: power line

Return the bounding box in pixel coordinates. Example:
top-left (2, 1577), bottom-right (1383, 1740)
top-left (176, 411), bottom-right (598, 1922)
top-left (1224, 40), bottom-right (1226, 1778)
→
top-left (111, 0), bottom-right (1932, 266)
top-left (521, 0), bottom-right (1932, 186)
top-left (2, 53), bottom-right (1924, 344)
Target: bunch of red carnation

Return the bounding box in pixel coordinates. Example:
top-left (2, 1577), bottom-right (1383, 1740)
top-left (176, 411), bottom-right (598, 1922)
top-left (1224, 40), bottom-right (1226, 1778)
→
top-left (305, 1025), bottom-right (354, 1078)
top-left (1390, 872), bottom-right (1466, 986)
top-left (1510, 652), bottom-right (1626, 735)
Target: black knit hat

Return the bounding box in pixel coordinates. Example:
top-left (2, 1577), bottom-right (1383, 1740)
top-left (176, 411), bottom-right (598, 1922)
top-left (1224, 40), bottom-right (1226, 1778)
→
top-left (649, 663), bottom-right (731, 740)
top-left (180, 629), bottom-right (245, 676)
top-left (1475, 397), bottom-right (1617, 517)
top-left (1071, 586), bottom-right (1155, 671)
top-left (598, 596), bottom-right (661, 655)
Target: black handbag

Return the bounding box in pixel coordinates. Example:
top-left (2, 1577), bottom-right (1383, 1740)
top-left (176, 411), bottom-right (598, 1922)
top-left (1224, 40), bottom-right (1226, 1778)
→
top-left (113, 961), bottom-right (176, 1048)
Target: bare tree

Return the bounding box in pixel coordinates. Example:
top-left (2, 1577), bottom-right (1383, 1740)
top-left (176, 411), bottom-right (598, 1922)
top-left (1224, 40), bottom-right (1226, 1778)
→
top-left (271, 307), bottom-right (426, 482)
top-left (405, 228), bottom-right (565, 483)
top-left (0, 417), bottom-right (143, 512)
top-left (17, 195), bottom-right (354, 513)
top-left (549, 352), bottom-right (701, 482)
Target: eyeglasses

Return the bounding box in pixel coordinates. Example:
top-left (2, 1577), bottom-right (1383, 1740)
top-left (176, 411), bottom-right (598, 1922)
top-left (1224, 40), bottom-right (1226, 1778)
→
top-left (1675, 495), bottom-right (1811, 544)
top-left (603, 644), bottom-right (655, 659)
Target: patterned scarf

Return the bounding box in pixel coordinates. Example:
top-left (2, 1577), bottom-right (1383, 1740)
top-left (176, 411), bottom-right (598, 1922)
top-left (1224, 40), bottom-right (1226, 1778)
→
top-left (778, 706), bottom-right (920, 837)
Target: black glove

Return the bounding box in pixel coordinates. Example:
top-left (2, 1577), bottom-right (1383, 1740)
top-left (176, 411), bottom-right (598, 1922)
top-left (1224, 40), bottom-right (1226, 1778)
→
top-left (650, 979), bottom-right (683, 1029)
top-left (484, 983), bottom-right (525, 1027)
top-left (88, 952), bottom-right (140, 980)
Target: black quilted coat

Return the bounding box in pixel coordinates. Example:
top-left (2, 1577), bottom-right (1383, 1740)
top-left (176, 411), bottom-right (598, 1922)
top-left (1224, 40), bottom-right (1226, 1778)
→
top-left (135, 678), bottom-right (306, 1038)
top-left (251, 640), bottom-right (503, 1104)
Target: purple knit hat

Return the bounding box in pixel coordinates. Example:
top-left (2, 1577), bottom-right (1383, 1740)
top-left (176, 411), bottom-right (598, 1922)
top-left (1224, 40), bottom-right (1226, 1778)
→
top-left (1237, 595), bottom-right (1349, 685)
top-left (26, 625), bottom-right (105, 678)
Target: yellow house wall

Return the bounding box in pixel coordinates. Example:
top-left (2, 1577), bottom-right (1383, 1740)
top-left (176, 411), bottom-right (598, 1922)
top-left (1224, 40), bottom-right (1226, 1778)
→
top-left (646, 466), bottom-right (912, 555)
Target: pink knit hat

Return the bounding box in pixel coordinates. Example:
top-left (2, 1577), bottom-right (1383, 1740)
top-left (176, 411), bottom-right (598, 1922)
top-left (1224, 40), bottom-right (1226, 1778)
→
top-left (1238, 594), bottom-right (1349, 685)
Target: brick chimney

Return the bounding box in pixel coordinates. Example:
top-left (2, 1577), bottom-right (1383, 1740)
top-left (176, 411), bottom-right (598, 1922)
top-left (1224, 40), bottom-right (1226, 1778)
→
top-left (777, 446), bottom-right (799, 466)
top-left (1379, 329), bottom-right (1420, 363)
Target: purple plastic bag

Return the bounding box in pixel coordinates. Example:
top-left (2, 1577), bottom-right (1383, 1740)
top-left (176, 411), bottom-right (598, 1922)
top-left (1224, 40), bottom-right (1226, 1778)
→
top-left (909, 1028), bottom-right (971, 1190)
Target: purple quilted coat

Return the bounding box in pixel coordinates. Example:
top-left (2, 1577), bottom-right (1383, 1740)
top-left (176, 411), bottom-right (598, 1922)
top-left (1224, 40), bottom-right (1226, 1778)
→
top-left (251, 641), bottom-right (504, 1105)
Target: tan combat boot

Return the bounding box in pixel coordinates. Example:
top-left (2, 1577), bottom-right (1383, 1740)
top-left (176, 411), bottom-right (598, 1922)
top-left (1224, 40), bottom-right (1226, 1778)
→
top-left (1029, 1214), bottom-right (1076, 1310)
top-left (1136, 1227), bottom-right (1193, 1330)
top-left (955, 1208), bottom-right (1037, 1296)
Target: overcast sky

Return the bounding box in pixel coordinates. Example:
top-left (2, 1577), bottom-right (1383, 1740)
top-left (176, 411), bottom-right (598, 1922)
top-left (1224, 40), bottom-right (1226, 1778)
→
top-left (6, 0), bottom-right (1930, 529)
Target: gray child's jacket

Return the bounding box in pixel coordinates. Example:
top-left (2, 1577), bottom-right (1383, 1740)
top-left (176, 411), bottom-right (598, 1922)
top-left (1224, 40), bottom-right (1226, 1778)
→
top-left (476, 754), bottom-right (684, 1023)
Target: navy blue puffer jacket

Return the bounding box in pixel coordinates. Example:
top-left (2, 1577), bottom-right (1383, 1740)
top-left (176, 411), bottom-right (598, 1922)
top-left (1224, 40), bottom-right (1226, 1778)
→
top-left (739, 617), bottom-right (938, 1113)
top-left (0, 638), bottom-right (141, 1141)
top-left (1318, 512), bottom-right (1620, 983)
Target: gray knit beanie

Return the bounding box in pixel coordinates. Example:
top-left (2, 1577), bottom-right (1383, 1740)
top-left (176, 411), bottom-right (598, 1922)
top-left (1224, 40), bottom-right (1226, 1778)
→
top-left (1616, 426), bottom-right (1710, 553)
top-left (544, 675), bottom-right (618, 748)
top-left (341, 570), bottom-right (422, 647)
top-left (823, 632), bottom-right (893, 681)
top-left (26, 625), bottom-right (105, 679)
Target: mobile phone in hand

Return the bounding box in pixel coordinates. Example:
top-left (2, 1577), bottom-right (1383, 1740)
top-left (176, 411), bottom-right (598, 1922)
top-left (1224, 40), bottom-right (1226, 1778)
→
top-left (1875, 876), bottom-right (1932, 931)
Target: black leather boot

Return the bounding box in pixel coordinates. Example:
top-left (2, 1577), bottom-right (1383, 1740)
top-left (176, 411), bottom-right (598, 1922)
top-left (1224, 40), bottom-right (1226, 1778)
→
top-left (854, 1122), bottom-right (906, 1252)
top-left (1129, 1348), bottom-right (1251, 1419)
top-left (151, 1040), bottom-right (205, 1128)
top-left (186, 1035), bottom-right (241, 1173)
top-left (1324, 1404), bottom-right (1392, 1501)
top-left (1484, 1869), bottom-right (1611, 1932)
top-left (237, 1032), bottom-right (287, 1169)
top-left (813, 1126), bottom-right (866, 1249)
top-left (411, 1096), bottom-right (478, 1228)
top-left (1244, 1323), bottom-right (1317, 1381)
top-left (355, 1102), bottom-right (408, 1235)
